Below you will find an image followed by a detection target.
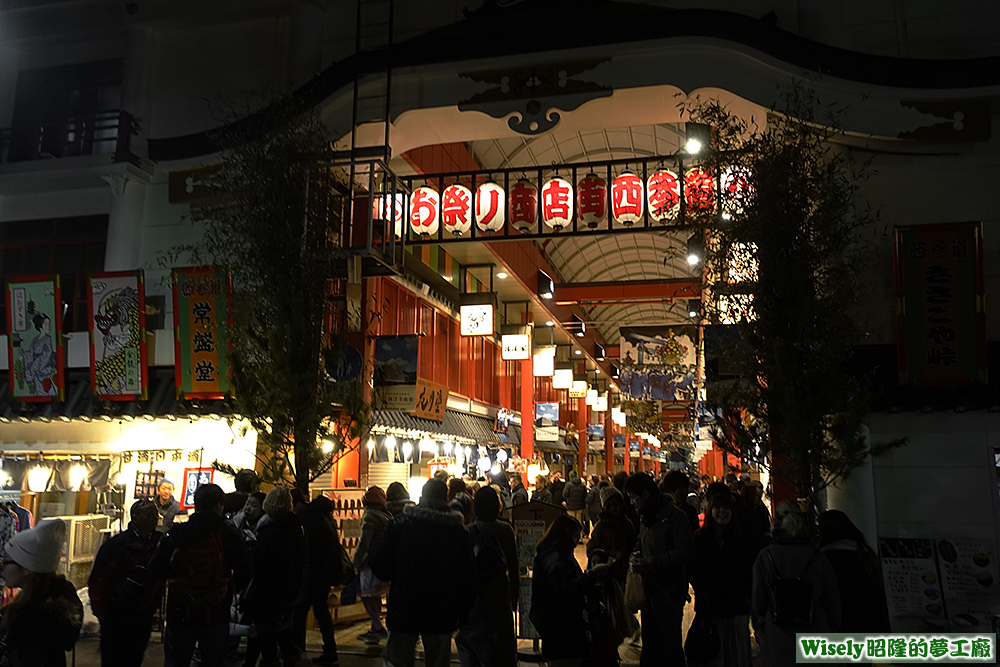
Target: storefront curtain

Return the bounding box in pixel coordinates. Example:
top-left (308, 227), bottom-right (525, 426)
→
top-left (1, 458), bottom-right (112, 492)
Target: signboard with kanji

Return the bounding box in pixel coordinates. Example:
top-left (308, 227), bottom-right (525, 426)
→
top-left (89, 270), bottom-right (147, 400)
top-left (173, 267), bottom-right (232, 399)
top-left (6, 277), bottom-right (64, 402)
top-left (895, 223), bottom-right (985, 386)
top-left (413, 377), bottom-right (448, 422)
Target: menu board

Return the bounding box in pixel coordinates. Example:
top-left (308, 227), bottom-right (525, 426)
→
top-left (936, 538), bottom-right (1000, 632)
top-left (515, 519), bottom-right (545, 570)
top-left (879, 537), bottom-right (946, 631)
top-left (518, 576), bottom-right (538, 638)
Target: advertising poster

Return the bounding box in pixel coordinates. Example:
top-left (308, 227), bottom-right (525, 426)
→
top-left (619, 326), bottom-right (697, 402)
top-left (535, 402), bottom-right (559, 441)
top-left (515, 519), bottom-right (545, 570)
top-left (6, 277), bottom-right (64, 402)
top-left (588, 424), bottom-right (604, 442)
top-left (936, 538), bottom-right (1000, 631)
top-left (173, 267), bottom-right (232, 399)
top-left (181, 468), bottom-right (214, 510)
top-left (89, 271), bottom-right (147, 399)
top-left (879, 537), bottom-right (946, 631)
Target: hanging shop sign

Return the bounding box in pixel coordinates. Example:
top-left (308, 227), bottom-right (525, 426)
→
top-left (89, 270), bottom-right (148, 400)
top-left (409, 186), bottom-right (440, 237)
top-left (460, 303), bottom-right (494, 336)
top-left (442, 184), bottom-right (473, 236)
top-left (569, 379), bottom-right (588, 399)
top-left (6, 276), bottom-right (64, 402)
top-left (173, 267), bottom-right (232, 399)
top-left (895, 222), bottom-right (985, 386)
top-left (619, 325), bottom-right (697, 402)
top-left (541, 177), bottom-right (573, 230)
top-left (647, 169), bottom-right (681, 223)
top-left (611, 171), bottom-right (643, 225)
top-left (180, 468), bottom-right (214, 510)
top-left (577, 173), bottom-right (607, 228)
top-left (475, 182), bottom-right (505, 232)
top-left (501, 332), bottom-right (532, 360)
top-left (414, 377), bottom-right (449, 422)
top-left (509, 179), bottom-right (537, 231)
top-left (533, 345), bottom-right (556, 376)
top-left (372, 335), bottom-right (447, 420)
top-left (535, 402), bottom-right (559, 441)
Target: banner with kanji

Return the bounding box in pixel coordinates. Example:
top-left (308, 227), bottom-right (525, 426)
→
top-left (173, 267), bottom-right (232, 399)
top-left (895, 223), bottom-right (985, 386)
top-left (89, 271), bottom-right (147, 400)
top-left (6, 277), bottom-right (64, 402)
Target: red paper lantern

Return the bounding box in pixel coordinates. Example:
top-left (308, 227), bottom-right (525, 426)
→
top-left (475, 181), bottom-right (505, 232)
top-left (612, 171), bottom-right (643, 226)
top-left (577, 173), bottom-right (607, 228)
top-left (684, 167), bottom-right (715, 214)
top-left (509, 179), bottom-right (538, 232)
top-left (647, 169), bottom-right (680, 224)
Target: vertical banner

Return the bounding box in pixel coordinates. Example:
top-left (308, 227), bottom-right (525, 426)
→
top-left (89, 271), bottom-right (147, 400)
top-left (372, 335), bottom-right (420, 411)
top-left (173, 267), bottom-right (232, 399)
top-left (896, 223), bottom-right (985, 386)
top-left (535, 402), bottom-right (559, 441)
top-left (618, 325), bottom-right (698, 402)
top-left (6, 277), bottom-right (64, 402)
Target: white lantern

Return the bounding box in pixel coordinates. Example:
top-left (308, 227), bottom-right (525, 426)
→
top-left (441, 184), bottom-right (473, 236)
top-left (475, 181), bottom-right (505, 232)
top-left (541, 176), bottom-right (573, 230)
top-left (684, 167), bottom-right (715, 214)
top-left (586, 388), bottom-right (598, 405)
top-left (509, 179), bottom-right (538, 232)
top-left (594, 393), bottom-right (608, 412)
top-left (409, 186), bottom-right (439, 237)
top-left (533, 345), bottom-right (556, 377)
top-left (372, 193), bottom-right (405, 236)
top-left (612, 171), bottom-right (643, 225)
top-left (553, 366), bottom-right (573, 389)
top-left (577, 173), bottom-right (607, 228)
top-left (647, 169), bottom-right (680, 224)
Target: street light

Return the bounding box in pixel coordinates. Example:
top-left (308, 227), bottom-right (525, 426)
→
top-left (685, 122), bottom-right (711, 155)
top-left (687, 232), bottom-right (704, 266)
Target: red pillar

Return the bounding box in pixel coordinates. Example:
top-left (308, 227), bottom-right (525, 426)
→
top-left (577, 397), bottom-right (587, 478)
top-left (623, 435), bottom-right (630, 475)
top-left (520, 356), bottom-right (534, 461)
top-left (604, 408), bottom-right (614, 476)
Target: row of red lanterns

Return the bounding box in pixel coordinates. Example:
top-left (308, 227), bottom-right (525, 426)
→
top-left (375, 168), bottom-right (751, 238)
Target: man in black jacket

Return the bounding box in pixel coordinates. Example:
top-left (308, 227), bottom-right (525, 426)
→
top-left (293, 495), bottom-right (342, 665)
top-left (148, 483), bottom-right (252, 667)
top-left (369, 479), bottom-right (475, 667)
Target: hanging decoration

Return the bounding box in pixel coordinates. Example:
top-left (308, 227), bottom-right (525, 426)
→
top-left (442, 184), bottom-right (473, 236)
top-left (509, 179), bottom-right (537, 232)
top-left (611, 171), bottom-right (643, 225)
top-left (541, 176), bottom-right (574, 230)
top-left (372, 193), bottom-right (406, 237)
top-left (684, 167), bottom-right (715, 214)
top-left (577, 172), bottom-right (607, 228)
top-left (89, 270), bottom-right (148, 400)
top-left (409, 186), bottom-right (440, 237)
top-left (647, 168), bottom-right (681, 224)
top-left (475, 181), bottom-right (505, 232)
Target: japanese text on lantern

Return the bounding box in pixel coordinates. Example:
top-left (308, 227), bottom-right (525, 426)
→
top-left (612, 172), bottom-right (643, 224)
top-left (174, 267), bottom-right (232, 399)
top-left (509, 179), bottom-right (537, 231)
top-left (442, 184), bottom-right (472, 235)
top-left (577, 173), bottom-right (606, 228)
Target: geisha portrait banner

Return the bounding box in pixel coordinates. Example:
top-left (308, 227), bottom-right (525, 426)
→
top-left (6, 277), bottom-right (65, 402)
top-left (173, 267), bottom-right (232, 399)
top-left (618, 326), bottom-right (697, 403)
top-left (89, 271), bottom-right (148, 400)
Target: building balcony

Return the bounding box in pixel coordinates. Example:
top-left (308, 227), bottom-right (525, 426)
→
top-left (0, 109), bottom-right (139, 165)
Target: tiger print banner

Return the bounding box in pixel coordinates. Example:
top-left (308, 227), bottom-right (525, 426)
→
top-left (89, 271), bottom-right (148, 400)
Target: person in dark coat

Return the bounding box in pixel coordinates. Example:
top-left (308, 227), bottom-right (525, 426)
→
top-left (244, 487), bottom-right (305, 667)
top-left (456, 487), bottom-right (519, 667)
top-left (223, 469), bottom-right (259, 516)
top-left (818, 510), bottom-right (890, 633)
top-left (624, 472), bottom-right (695, 667)
top-left (0, 519), bottom-right (83, 667)
top-left (448, 478), bottom-right (476, 525)
top-left (563, 470), bottom-right (589, 525)
top-left (292, 495), bottom-right (342, 664)
top-left (585, 477), bottom-right (605, 533)
top-left (369, 479), bottom-right (475, 667)
top-left (386, 481), bottom-right (415, 517)
top-left (154, 479), bottom-right (183, 532)
top-left (147, 483), bottom-right (252, 667)
top-left (510, 474), bottom-right (529, 507)
top-left (690, 492), bottom-right (757, 667)
top-left (354, 486), bottom-right (392, 645)
top-left (548, 472), bottom-right (567, 507)
top-left (660, 471), bottom-right (700, 534)
top-left (88, 499), bottom-right (162, 667)
top-left (532, 476), bottom-right (552, 503)
top-left (586, 486), bottom-right (636, 586)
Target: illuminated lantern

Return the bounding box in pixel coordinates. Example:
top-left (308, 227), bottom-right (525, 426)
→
top-left (647, 169), bottom-right (680, 224)
top-left (684, 167), bottom-right (715, 214)
top-left (475, 181), bottom-right (505, 232)
top-left (577, 173), bottom-right (607, 228)
top-left (372, 193), bottom-right (405, 236)
top-left (409, 186), bottom-right (439, 237)
top-left (611, 171), bottom-right (643, 225)
top-left (541, 176), bottom-right (573, 230)
top-left (509, 179), bottom-right (537, 232)
top-left (442, 184), bottom-right (473, 236)
top-left (720, 167), bottom-right (753, 219)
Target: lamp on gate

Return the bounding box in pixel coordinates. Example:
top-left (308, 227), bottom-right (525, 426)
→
top-left (537, 270), bottom-right (555, 300)
top-left (685, 122), bottom-right (711, 155)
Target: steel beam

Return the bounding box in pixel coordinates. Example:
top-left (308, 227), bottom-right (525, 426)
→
top-left (553, 279), bottom-right (700, 304)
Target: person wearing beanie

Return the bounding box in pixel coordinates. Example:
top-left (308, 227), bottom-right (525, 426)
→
top-left (245, 485), bottom-right (305, 666)
top-left (368, 478), bottom-right (475, 667)
top-left (354, 486), bottom-right (392, 645)
top-left (147, 483), bottom-right (251, 667)
top-left (587, 485), bottom-right (636, 585)
top-left (292, 496), bottom-right (343, 664)
top-left (89, 499), bottom-right (163, 666)
top-left (0, 518), bottom-right (83, 666)
top-left (154, 478), bottom-right (183, 532)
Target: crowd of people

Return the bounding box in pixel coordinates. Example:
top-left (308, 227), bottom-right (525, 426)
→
top-left (0, 466), bottom-right (889, 667)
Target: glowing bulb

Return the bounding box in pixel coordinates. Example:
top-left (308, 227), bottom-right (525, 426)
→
top-left (367, 438), bottom-right (376, 452)
top-left (497, 271), bottom-right (508, 279)
top-left (687, 253), bottom-right (700, 266)
top-left (402, 441), bottom-right (413, 459)
top-left (477, 457), bottom-right (491, 472)
top-left (69, 464), bottom-right (87, 491)
top-left (685, 137), bottom-right (703, 154)
top-left (385, 435), bottom-right (397, 451)
top-left (28, 466), bottom-right (50, 493)
top-left (490, 464), bottom-right (501, 476)
top-left (443, 441), bottom-right (453, 455)
top-left (322, 440), bottom-right (334, 454)
top-left (496, 449), bottom-right (508, 463)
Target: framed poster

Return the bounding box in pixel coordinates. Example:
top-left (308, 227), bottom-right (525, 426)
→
top-left (89, 270), bottom-right (148, 400)
top-left (6, 276), bottom-right (64, 402)
top-left (180, 468), bottom-right (214, 510)
top-left (173, 267), bottom-right (233, 399)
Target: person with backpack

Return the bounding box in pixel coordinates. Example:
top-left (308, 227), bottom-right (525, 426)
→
top-left (148, 483), bottom-right (252, 667)
top-left (354, 486), bottom-right (392, 646)
top-left (88, 499), bottom-right (163, 666)
top-left (293, 494), bottom-right (343, 665)
top-left (455, 486), bottom-right (518, 667)
top-left (623, 472), bottom-right (695, 667)
top-left (751, 501), bottom-right (840, 667)
top-left (817, 510), bottom-right (890, 633)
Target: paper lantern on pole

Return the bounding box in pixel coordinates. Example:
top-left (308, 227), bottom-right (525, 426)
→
top-left (475, 181), bottom-right (505, 232)
top-left (409, 186), bottom-right (439, 237)
top-left (647, 169), bottom-right (680, 224)
top-left (541, 176), bottom-right (573, 230)
top-left (684, 167), bottom-right (716, 215)
top-left (372, 193), bottom-right (405, 236)
top-left (441, 184), bottom-right (473, 236)
top-left (612, 171), bottom-right (643, 226)
top-left (720, 167), bottom-right (753, 219)
top-left (509, 179), bottom-right (537, 232)
top-left (577, 173), bottom-right (607, 228)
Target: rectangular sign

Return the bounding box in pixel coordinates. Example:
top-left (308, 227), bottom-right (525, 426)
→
top-left (413, 377), bottom-right (449, 422)
top-left (373, 335), bottom-right (419, 386)
top-left (535, 402), bottom-right (559, 441)
top-left (173, 267), bottom-right (232, 399)
top-left (619, 325), bottom-right (698, 402)
top-left (896, 223), bottom-right (985, 386)
top-left (180, 468), bottom-right (214, 510)
top-left (89, 271), bottom-right (147, 400)
top-left (6, 277), bottom-right (64, 402)
top-left (375, 384), bottom-right (417, 412)
top-left (501, 333), bottom-right (531, 360)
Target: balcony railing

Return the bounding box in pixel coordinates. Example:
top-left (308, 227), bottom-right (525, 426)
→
top-left (0, 109), bottom-right (139, 164)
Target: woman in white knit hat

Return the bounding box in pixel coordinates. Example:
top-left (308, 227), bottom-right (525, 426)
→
top-left (0, 518), bottom-right (83, 666)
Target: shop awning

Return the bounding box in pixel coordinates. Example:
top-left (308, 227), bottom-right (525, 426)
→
top-left (372, 409), bottom-right (519, 446)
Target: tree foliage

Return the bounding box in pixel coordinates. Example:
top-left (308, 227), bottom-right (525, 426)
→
top-left (687, 87), bottom-right (902, 499)
top-left (165, 101), bottom-right (369, 490)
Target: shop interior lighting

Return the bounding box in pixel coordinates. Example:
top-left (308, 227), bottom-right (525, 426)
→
top-left (366, 438), bottom-right (376, 453)
top-left (586, 388), bottom-right (598, 405)
top-left (537, 270), bottom-right (555, 300)
top-left (688, 299), bottom-right (701, 318)
top-left (496, 449), bottom-right (508, 463)
top-left (553, 362), bottom-right (574, 389)
top-left (402, 441), bottom-right (413, 462)
top-left (27, 466), bottom-right (50, 493)
top-left (442, 441), bottom-right (454, 455)
top-left (497, 271), bottom-right (508, 279)
top-left (685, 122), bottom-right (711, 155)
top-left (687, 232), bottom-right (704, 266)
top-left (594, 392), bottom-right (608, 412)
top-left (69, 464), bottom-right (88, 491)
top-left (545, 320), bottom-right (554, 327)
top-left (574, 348), bottom-right (582, 355)
top-left (594, 343), bottom-right (606, 361)
top-left (477, 456), bottom-right (492, 473)
top-left (490, 463), bottom-right (501, 476)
